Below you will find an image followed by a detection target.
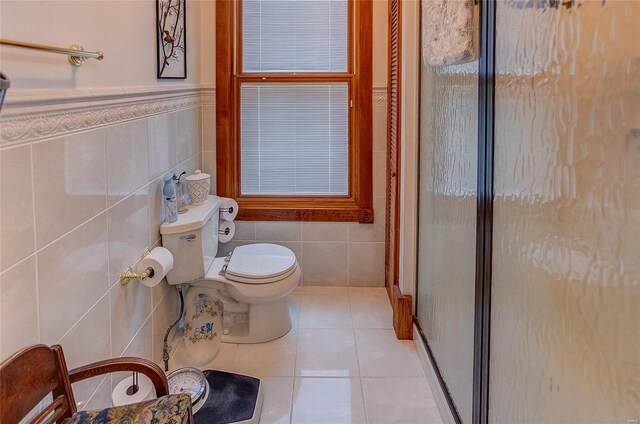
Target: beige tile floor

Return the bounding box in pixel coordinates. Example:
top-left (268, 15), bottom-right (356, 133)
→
top-left (171, 286), bottom-right (443, 424)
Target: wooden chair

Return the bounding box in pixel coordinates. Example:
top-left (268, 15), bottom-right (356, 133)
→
top-left (0, 344), bottom-right (193, 424)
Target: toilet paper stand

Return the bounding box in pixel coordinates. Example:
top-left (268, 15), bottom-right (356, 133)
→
top-left (126, 372), bottom-right (140, 396)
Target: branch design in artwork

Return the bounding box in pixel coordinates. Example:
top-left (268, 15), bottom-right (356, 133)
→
top-left (158, 0), bottom-right (185, 76)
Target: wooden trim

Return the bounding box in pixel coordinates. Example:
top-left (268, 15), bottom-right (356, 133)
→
top-left (386, 0), bottom-right (408, 341)
top-left (388, 285), bottom-right (412, 340)
top-left (353, 0), bottom-right (374, 217)
top-left (236, 196), bottom-right (373, 223)
top-left (216, 0), bottom-right (236, 198)
top-left (385, 0), bottom-right (402, 293)
top-left (236, 0), bottom-right (243, 74)
top-left (216, 0), bottom-right (373, 223)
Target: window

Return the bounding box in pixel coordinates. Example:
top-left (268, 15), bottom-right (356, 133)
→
top-left (216, 0), bottom-right (373, 223)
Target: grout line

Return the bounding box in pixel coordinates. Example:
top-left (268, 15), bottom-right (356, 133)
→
top-left (29, 144), bottom-right (38, 257)
top-left (54, 290), bottom-right (109, 345)
top-left (289, 312), bottom-right (301, 423)
top-left (151, 297), bottom-right (156, 363)
top-left (287, 376), bottom-right (295, 424)
top-left (29, 150), bottom-right (199, 256)
top-left (81, 374), bottom-right (108, 411)
top-left (347, 233), bottom-right (351, 287)
top-left (29, 144), bottom-right (41, 344)
top-left (118, 312), bottom-right (153, 358)
top-left (348, 287), bottom-right (369, 423)
top-left (0, 251), bottom-right (37, 275)
top-left (108, 280), bottom-right (114, 359)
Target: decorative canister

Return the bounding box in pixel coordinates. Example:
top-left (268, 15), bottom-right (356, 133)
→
top-left (185, 170), bottom-right (211, 205)
top-left (183, 287), bottom-right (223, 365)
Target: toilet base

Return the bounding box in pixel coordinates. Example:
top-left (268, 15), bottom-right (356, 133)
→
top-left (222, 297), bottom-right (293, 344)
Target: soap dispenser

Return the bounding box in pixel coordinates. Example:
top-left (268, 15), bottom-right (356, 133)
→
top-left (163, 173), bottom-right (178, 223)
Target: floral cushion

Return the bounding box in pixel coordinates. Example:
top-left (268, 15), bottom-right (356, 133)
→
top-left (67, 393), bottom-right (192, 424)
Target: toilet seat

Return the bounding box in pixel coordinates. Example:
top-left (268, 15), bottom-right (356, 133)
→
top-left (225, 244), bottom-right (297, 284)
top-left (197, 244), bottom-right (300, 304)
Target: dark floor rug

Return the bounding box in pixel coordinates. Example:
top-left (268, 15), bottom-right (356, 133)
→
top-left (194, 370), bottom-right (261, 424)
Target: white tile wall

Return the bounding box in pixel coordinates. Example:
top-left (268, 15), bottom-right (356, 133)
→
top-left (32, 131), bottom-right (107, 248)
top-left (204, 95), bottom-right (388, 287)
top-left (0, 106), bottom-right (202, 410)
top-left (0, 91), bottom-right (386, 412)
top-left (0, 145), bottom-right (35, 272)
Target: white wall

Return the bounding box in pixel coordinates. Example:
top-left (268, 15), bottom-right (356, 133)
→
top-left (0, 0), bottom-right (216, 92)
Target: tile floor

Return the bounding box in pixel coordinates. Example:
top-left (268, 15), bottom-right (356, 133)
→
top-left (171, 287), bottom-right (443, 424)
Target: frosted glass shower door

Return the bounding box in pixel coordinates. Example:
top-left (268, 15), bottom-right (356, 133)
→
top-left (415, 52), bottom-right (479, 423)
top-left (490, 0), bottom-right (640, 422)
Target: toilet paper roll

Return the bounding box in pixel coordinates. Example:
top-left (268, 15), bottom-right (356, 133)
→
top-left (136, 246), bottom-right (174, 287)
top-left (112, 373), bottom-right (156, 407)
top-left (220, 197), bottom-right (239, 222)
top-left (219, 221), bottom-right (236, 243)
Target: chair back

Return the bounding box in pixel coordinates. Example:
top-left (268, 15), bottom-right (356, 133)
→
top-left (0, 344), bottom-right (76, 423)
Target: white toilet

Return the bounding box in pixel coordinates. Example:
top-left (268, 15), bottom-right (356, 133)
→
top-left (161, 196), bottom-right (300, 347)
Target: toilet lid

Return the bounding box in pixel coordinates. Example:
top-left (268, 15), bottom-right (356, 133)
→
top-left (226, 244), bottom-right (297, 284)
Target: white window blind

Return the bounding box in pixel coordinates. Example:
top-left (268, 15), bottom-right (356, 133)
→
top-left (242, 0), bottom-right (348, 72)
top-left (241, 84), bottom-right (349, 195)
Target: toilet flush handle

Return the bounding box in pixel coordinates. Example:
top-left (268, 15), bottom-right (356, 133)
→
top-left (180, 234), bottom-right (197, 242)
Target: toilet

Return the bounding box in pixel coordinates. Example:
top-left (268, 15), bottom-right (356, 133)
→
top-left (160, 195), bottom-right (300, 347)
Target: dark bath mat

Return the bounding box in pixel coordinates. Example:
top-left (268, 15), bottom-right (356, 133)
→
top-left (194, 370), bottom-right (261, 424)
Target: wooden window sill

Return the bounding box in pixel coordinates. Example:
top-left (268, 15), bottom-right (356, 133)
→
top-left (235, 197), bottom-right (374, 223)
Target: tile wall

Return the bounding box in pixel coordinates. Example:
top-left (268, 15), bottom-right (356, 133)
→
top-left (0, 105), bottom-right (202, 409)
top-left (201, 92), bottom-right (389, 287)
top-left (0, 88), bottom-right (387, 412)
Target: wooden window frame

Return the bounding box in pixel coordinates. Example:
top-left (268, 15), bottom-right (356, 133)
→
top-left (216, 0), bottom-right (373, 223)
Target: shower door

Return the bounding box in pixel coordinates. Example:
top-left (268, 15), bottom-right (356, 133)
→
top-left (415, 33), bottom-right (479, 424)
top-left (490, 0), bottom-right (640, 422)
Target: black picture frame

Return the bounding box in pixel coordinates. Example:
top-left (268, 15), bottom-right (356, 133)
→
top-left (156, 0), bottom-right (187, 79)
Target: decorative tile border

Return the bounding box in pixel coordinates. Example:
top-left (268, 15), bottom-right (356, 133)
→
top-left (1, 86), bottom-right (384, 147)
top-left (0, 87), bottom-right (215, 147)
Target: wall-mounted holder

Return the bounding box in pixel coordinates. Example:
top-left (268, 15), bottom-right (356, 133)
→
top-left (119, 248), bottom-right (154, 286)
top-left (0, 39), bottom-right (104, 66)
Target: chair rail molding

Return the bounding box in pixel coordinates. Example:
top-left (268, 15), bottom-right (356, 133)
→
top-left (0, 85), bottom-right (216, 146)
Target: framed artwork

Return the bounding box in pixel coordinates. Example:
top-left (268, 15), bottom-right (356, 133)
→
top-left (156, 0), bottom-right (187, 79)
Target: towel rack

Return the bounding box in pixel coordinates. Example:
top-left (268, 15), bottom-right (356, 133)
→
top-left (0, 39), bottom-right (104, 66)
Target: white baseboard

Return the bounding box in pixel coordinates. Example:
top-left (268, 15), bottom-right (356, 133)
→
top-left (413, 324), bottom-right (458, 424)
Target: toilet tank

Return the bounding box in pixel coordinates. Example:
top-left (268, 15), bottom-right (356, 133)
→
top-left (161, 196), bottom-right (221, 285)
